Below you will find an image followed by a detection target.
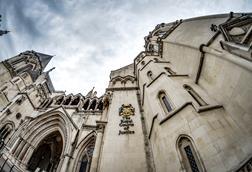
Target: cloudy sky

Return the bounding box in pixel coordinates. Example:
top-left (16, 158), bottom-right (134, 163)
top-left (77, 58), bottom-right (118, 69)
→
top-left (0, 0), bottom-right (251, 96)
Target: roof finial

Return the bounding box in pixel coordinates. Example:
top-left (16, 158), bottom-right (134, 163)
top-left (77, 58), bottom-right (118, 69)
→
top-left (46, 67), bottom-right (56, 73)
top-left (86, 87), bottom-right (95, 97)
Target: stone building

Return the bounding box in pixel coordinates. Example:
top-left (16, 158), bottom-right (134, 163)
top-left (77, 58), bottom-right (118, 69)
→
top-left (0, 12), bottom-right (251, 172)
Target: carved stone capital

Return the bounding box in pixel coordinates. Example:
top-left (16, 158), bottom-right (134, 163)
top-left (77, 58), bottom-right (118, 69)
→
top-left (96, 121), bottom-right (107, 133)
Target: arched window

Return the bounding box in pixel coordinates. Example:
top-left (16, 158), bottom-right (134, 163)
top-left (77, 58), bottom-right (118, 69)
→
top-left (45, 99), bottom-right (53, 108)
top-left (183, 85), bottom-right (207, 106)
top-left (83, 99), bottom-right (90, 110)
top-left (55, 96), bottom-right (64, 105)
top-left (40, 99), bottom-right (53, 109)
top-left (15, 64), bottom-right (34, 74)
top-left (164, 67), bottom-right (176, 75)
top-left (63, 96), bottom-right (72, 105)
top-left (177, 136), bottom-right (204, 172)
top-left (147, 71), bottom-right (154, 81)
top-left (0, 123), bottom-right (13, 143)
top-left (71, 96), bottom-right (80, 106)
top-left (79, 140), bottom-right (95, 172)
top-left (89, 99), bottom-right (97, 110)
top-left (97, 100), bottom-right (103, 110)
top-left (158, 91), bottom-right (173, 113)
top-left (27, 131), bottom-right (63, 172)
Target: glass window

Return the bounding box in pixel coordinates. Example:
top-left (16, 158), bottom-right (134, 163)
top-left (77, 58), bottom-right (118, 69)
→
top-left (178, 136), bottom-right (204, 172)
top-left (164, 67), bottom-right (176, 75)
top-left (159, 92), bottom-right (173, 113)
top-left (184, 85), bottom-right (207, 106)
top-left (147, 71), bottom-right (154, 80)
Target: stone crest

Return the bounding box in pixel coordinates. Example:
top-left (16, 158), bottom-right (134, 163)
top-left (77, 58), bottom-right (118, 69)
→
top-left (119, 104), bottom-right (135, 117)
top-left (118, 104), bottom-right (135, 135)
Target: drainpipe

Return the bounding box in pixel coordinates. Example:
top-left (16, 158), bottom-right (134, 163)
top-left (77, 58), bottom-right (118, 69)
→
top-left (195, 12), bottom-right (234, 84)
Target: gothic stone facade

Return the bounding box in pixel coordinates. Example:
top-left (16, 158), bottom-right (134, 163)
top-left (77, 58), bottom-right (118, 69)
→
top-left (0, 12), bottom-right (252, 172)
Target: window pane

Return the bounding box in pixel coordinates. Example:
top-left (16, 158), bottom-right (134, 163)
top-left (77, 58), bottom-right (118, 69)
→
top-left (184, 145), bottom-right (200, 172)
top-left (162, 96), bottom-right (172, 112)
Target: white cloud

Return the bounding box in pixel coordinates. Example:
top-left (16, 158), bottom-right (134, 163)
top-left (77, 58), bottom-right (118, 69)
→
top-left (0, 0), bottom-right (251, 96)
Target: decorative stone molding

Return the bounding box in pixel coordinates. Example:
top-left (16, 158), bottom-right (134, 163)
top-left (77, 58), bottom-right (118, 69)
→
top-left (219, 14), bottom-right (252, 61)
top-left (96, 121), bottom-right (107, 133)
top-left (110, 75), bottom-right (136, 85)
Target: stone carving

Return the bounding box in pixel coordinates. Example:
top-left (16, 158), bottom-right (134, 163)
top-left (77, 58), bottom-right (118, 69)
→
top-left (219, 15), bottom-right (252, 46)
top-left (119, 104), bottom-right (135, 117)
top-left (118, 104), bottom-right (135, 135)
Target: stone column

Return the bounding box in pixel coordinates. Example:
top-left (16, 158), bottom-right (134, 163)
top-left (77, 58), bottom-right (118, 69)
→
top-left (13, 138), bottom-right (25, 158)
top-left (10, 137), bottom-right (20, 154)
top-left (18, 142), bottom-right (30, 161)
top-left (59, 154), bottom-right (70, 172)
top-left (89, 122), bottom-right (106, 172)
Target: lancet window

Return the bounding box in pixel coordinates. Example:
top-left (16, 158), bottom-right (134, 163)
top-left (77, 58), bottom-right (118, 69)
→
top-left (178, 136), bottom-right (204, 172)
top-left (147, 71), bottom-right (154, 81)
top-left (158, 91), bottom-right (173, 113)
top-left (183, 85), bottom-right (207, 106)
top-left (164, 67), bottom-right (176, 75)
top-left (0, 123), bottom-right (13, 143)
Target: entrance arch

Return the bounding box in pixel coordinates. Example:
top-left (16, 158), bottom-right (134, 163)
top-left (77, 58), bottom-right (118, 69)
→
top-left (27, 131), bottom-right (63, 172)
top-left (10, 111), bottom-right (76, 172)
top-left (73, 131), bottom-right (96, 172)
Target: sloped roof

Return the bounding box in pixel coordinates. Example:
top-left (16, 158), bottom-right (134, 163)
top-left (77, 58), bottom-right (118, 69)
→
top-left (35, 52), bottom-right (53, 70)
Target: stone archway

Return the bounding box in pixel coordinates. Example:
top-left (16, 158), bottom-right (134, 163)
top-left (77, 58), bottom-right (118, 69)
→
top-left (27, 131), bottom-right (63, 172)
top-left (73, 132), bottom-right (96, 172)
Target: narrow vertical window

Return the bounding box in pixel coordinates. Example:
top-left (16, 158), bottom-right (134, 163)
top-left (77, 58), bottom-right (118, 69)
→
top-left (79, 138), bottom-right (95, 172)
top-left (178, 136), bottom-right (204, 172)
top-left (63, 96), bottom-right (72, 105)
top-left (83, 99), bottom-right (90, 110)
top-left (159, 92), bottom-right (173, 113)
top-left (89, 99), bottom-right (97, 110)
top-left (0, 123), bottom-right (13, 143)
top-left (147, 71), bottom-right (154, 81)
top-left (183, 85), bottom-right (207, 106)
top-left (55, 96), bottom-right (64, 105)
top-left (164, 67), bottom-right (176, 75)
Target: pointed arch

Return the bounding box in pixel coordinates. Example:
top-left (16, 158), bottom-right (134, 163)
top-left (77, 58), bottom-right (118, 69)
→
top-left (176, 135), bottom-right (205, 172)
top-left (158, 91), bottom-right (173, 113)
top-left (0, 122), bottom-right (14, 143)
top-left (96, 100), bottom-right (103, 110)
top-left (55, 96), bottom-right (64, 105)
top-left (164, 67), bottom-right (176, 75)
top-left (147, 71), bottom-right (154, 81)
top-left (183, 84), bottom-right (207, 106)
top-left (83, 99), bottom-right (90, 110)
top-left (74, 131), bottom-right (97, 172)
top-left (27, 131), bottom-right (63, 172)
top-left (63, 96), bottom-right (72, 105)
top-left (71, 96), bottom-right (80, 106)
top-left (11, 111), bottom-right (75, 171)
top-left (89, 99), bottom-right (97, 110)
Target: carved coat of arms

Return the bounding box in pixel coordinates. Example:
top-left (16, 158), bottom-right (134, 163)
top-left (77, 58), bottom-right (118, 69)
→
top-left (118, 104), bottom-right (135, 135)
top-left (119, 104), bottom-right (135, 117)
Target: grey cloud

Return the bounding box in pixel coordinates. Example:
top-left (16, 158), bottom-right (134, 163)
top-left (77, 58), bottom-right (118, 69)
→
top-left (0, 0), bottom-right (251, 95)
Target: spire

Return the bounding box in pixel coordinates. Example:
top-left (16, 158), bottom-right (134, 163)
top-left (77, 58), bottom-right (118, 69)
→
top-left (46, 67), bottom-right (56, 73)
top-left (35, 52), bottom-right (53, 70)
top-left (86, 87), bottom-right (94, 97)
